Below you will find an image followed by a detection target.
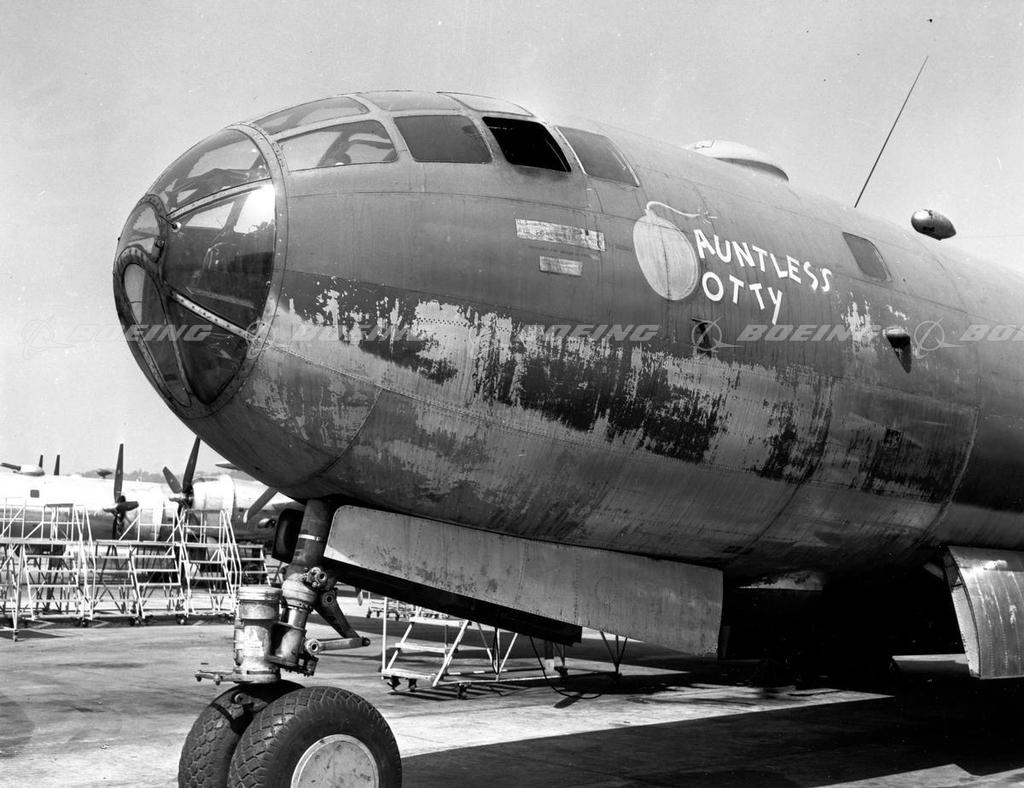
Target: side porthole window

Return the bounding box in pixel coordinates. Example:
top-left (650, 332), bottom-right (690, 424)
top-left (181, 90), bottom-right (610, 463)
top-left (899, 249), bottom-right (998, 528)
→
top-left (843, 233), bottom-right (889, 280)
top-left (482, 117), bottom-right (571, 172)
top-left (30, 489), bottom-right (40, 498)
top-left (557, 127), bottom-right (638, 186)
top-left (393, 115), bottom-right (491, 163)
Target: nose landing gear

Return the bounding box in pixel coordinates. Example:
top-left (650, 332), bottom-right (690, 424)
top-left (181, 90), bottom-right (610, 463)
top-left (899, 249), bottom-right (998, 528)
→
top-left (178, 500), bottom-right (401, 787)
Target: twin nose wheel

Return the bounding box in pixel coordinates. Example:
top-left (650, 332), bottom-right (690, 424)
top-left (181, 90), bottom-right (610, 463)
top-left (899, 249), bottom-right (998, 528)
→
top-left (179, 683), bottom-right (401, 787)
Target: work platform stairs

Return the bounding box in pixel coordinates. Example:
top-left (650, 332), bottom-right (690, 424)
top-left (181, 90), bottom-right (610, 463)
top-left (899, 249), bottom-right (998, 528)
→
top-left (0, 503), bottom-right (94, 632)
top-left (380, 604), bottom-right (531, 696)
top-left (0, 497), bottom-right (271, 639)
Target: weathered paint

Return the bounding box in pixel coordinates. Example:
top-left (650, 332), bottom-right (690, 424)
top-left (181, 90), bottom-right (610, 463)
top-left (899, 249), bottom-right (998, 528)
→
top-left (324, 505), bottom-right (723, 656)
top-left (113, 91), bottom-right (1024, 590)
top-left (515, 219), bottom-right (605, 251)
top-left (944, 546), bottom-right (1024, 679)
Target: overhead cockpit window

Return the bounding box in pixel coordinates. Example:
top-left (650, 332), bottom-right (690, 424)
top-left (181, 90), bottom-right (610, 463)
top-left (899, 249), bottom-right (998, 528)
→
top-left (150, 130), bottom-right (269, 214)
top-left (442, 93), bottom-right (531, 116)
top-left (255, 96), bottom-right (368, 135)
top-left (394, 115), bottom-right (491, 163)
top-left (359, 91), bottom-right (461, 111)
top-left (843, 233), bottom-right (890, 280)
top-left (557, 127), bottom-right (638, 186)
top-left (482, 117), bottom-right (570, 172)
top-left (279, 121), bottom-right (398, 170)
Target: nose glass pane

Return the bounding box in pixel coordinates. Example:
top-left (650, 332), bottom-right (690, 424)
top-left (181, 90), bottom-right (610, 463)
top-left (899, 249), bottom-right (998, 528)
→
top-left (115, 203), bottom-right (161, 260)
top-left (162, 184), bottom-right (276, 329)
top-left (166, 301), bottom-right (247, 404)
top-left (122, 263), bottom-right (147, 323)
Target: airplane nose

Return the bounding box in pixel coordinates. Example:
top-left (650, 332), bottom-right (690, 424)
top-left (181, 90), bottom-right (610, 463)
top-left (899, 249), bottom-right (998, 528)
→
top-left (112, 127), bottom-right (281, 410)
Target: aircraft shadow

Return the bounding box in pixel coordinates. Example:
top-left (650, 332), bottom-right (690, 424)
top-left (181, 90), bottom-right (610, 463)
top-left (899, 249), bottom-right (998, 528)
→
top-left (401, 680), bottom-right (1024, 786)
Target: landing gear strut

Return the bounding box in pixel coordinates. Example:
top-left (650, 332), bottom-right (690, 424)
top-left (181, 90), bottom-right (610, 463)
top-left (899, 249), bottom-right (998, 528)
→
top-left (179, 500), bottom-right (401, 787)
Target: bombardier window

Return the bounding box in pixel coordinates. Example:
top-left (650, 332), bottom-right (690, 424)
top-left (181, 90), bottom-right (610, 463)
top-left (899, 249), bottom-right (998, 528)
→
top-left (161, 185), bottom-right (275, 329)
top-left (255, 96), bottom-right (368, 135)
top-left (280, 121), bottom-right (397, 170)
top-left (558, 127), bottom-right (638, 186)
top-left (483, 117), bottom-right (570, 172)
top-left (843, 233), bottom-right (889, 280)
top-left (394, 115), bottom-right (491, 163)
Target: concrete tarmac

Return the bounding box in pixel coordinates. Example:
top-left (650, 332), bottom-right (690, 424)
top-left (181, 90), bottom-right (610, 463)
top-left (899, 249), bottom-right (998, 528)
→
top-left (3, 600), bottom-right (1024, 787)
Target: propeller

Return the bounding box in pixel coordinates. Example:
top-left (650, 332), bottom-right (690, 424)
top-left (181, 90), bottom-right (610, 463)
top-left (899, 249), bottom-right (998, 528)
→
top-left (103, 443), bottom-right (139, 537)
top-left (1, 457), bottom-right (45, 476)
top-left (163, 437), bottom-right (201, 514)
top-left (244, 485), bottom-right (280, 526)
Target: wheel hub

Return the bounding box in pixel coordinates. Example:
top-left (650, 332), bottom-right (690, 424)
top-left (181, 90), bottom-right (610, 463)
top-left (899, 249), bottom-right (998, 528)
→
top-left (291, 733), bottom-right (381, 787)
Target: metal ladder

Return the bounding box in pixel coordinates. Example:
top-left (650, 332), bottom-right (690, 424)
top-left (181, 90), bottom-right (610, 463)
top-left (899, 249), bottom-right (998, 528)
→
top-left (2, 504), bottom-right (94, 637)
top-left (380, 603), bottom-right (526, 696)
top-left (175, 509), bottom-right (239, 619)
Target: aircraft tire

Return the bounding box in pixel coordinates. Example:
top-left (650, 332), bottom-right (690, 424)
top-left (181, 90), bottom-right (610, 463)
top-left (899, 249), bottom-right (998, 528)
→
top-left (177, 680), bottom-right (302, 788)
top-left (228, 685), bottom-right (401, 787)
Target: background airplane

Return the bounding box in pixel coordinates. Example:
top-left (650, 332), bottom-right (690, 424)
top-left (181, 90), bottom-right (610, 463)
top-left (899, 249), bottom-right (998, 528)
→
top-left (1, 454), bottom-right (50, 477)
top-left (0, 439), bottom-right (296, 541)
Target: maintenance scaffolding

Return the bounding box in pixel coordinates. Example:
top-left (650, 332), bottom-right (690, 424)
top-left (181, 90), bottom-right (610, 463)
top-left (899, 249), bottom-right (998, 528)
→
top-left (0, 498), bottom-right (271, 640)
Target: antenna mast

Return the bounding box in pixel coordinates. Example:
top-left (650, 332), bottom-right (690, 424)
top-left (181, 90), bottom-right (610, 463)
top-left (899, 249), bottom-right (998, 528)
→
top-left (854, 56), bottom-right (928, 208)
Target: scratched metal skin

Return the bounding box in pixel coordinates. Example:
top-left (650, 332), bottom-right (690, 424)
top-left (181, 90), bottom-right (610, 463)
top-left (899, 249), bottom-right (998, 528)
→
top-left (112, 92), bottom-right (1024, 585)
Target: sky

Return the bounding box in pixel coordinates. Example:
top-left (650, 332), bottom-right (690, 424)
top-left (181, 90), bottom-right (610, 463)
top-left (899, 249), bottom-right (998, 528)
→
top-left (1, 0), bottom-right (1022, 473)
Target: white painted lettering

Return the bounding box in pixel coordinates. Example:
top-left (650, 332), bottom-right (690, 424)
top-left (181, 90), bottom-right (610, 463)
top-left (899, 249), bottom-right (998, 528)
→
top-left (770, 253), bottom-right (788, 279)
top-left (702, 271), bottom-right (725, 302)
top-left (768, 287), bottom-right (783, 325)
top-left (733, 241), bottom-right (754, 268)
top-left (803, 260), bottom-right (819, 291)
top-left (751, 245), bottom-right (769, 272)
top-left (728, 274), bottom-right (745, 304)
top-left (786, 256), bottom-right (802, 283)
top-left (713, 234), bottom-right (733, 264)
top-left (748, 282), bottom-right (766, 310)
top-left (693, 229), bottom-right (716, 260)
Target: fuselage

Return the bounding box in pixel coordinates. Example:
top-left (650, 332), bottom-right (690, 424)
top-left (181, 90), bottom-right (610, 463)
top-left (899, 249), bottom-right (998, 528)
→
top-left (112, 91), bottom-right (1024, 585)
